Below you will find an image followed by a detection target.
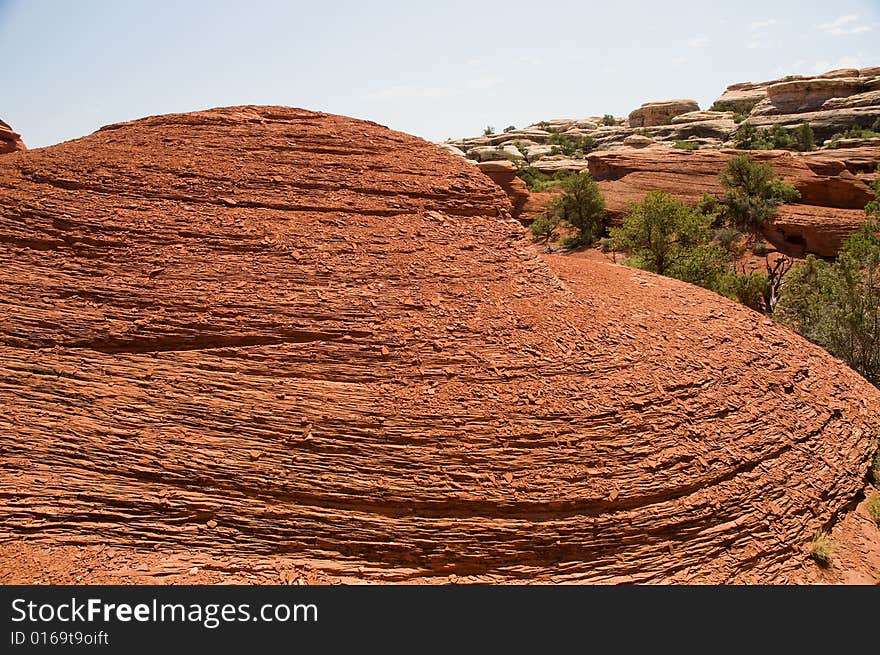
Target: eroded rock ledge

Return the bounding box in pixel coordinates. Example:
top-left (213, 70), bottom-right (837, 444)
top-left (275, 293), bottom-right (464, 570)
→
top-left (1, 106), bottom-right (878, 583)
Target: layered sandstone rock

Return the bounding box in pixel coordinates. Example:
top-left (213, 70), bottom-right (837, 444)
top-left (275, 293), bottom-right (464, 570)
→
top-left (622, 134), bottom-right (655, 148)
top-left (0, 119), bottom-right (25, 154)
top-left (477, 160), bottom-right (529, 217)
top-left (628, 100), bottom-right (700, 127)
top-left (1, 106), bottom-right (878, 584)
top-left (715, 67), bottom-right (880, 141)
top-left (581, 147), bottom-right (880, 255)
top-left (468, 144), bottom-right (525, 163)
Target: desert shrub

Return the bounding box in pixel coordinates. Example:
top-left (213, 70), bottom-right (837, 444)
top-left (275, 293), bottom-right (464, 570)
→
top-left (515, 166), bottom-right (549, 191)
top-left (871, 447), bottom-right (880, 485)
top-left (529, 214), bottom-right (561, 243)
top-left (868, 178), bottom-right (880, 218)
top-left (483, 125), bottom-right (495, 136)
top-left (715, 227), bottom-right (743, 252)
top-left (719, 154), bottom-right (800, 232)
top-left (776, 222), bottom-right (880, 385)
top-left (609, 190), bottom-right (798, 315)
top-left (601, 114), bottom-right (617, 126)
top-left (535, 121), bottom-right (550, 130)
top-left (696, 193), bottom-right (723, 226)
top-left (764, 124), bottom-right (794, 149)
top-left (598, 237), bottom-right (616, 252)
top-left (732, 124), bottom-right (769, 149)
top-left (716, 270), bottom-right (771, 313)
top-left (515, 166), bottom-right (575, 192)
top-left (795, 123), bottom-right (815, 151)
top-left (752, 241), bottom-right (770, 256)
top-left (503, 125), bottom-right (516, 133)
top-left (810, 531), bottom-right (833, 567)
top-left (774, 255), bottom-right (827, 333)
top-left (867, 493), bottom-right (880, 527)
top-left (711, 98), bottom-right (760, 115)
top-left (668, 243), bottom-right (731, 290)
top-left (513, 141), bottom-right (529, 159)
top-left (828, 124), bottom-right (880, 144)
top-left (674, 140), bottom-right (700, 150)
top-left (547, 133), bottom-right (596, 158)
top-left (547, 171), bottom-right (607, 246)
top-left (610, 191), bottom-right (712, 276)
top-left (733, 123), bottom-right (814, 151)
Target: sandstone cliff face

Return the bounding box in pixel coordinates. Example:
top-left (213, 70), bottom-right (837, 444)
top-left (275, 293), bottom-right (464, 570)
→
top-left (0, 119), bottom-right (25, 154)
top-left (477, 160), bottom-right (529, 217)
top-left (2, 106), bottom-right (879, 583)
top-left (580, 147), bottom-right (880, 256)
top-left (715, 67), bottom-right (880, 141)
top-left (627, 99), bottom-right (700, 128)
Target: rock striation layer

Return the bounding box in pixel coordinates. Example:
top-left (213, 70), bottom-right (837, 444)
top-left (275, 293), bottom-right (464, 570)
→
top-left (1, 106), bottom-right (879, 583)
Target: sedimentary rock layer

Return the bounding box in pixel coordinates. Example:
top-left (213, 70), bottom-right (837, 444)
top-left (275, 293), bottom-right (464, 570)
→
top-left (1, 106), bottom-right (878, 583)
top-left (581, 147), bottom-right (880, 256)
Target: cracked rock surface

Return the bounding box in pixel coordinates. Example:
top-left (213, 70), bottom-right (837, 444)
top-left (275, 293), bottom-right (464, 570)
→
top-left (1, 106), bottom-right (879, 583)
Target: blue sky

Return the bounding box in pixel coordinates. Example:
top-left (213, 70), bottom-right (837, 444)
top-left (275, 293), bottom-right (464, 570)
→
top-left (1, 0), bottom-right (878, 147)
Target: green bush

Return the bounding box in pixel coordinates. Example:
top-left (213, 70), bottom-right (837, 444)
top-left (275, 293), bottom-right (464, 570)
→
top-left (795, 123), bottom-right (815, 151)
top-left (547, 133), bottom-right (596, 158)
top-left (711, 98), bottom-right (760, 116)
top-left (716, 270), bottom-right (771, 313)
top-left (827, 123), bottom-right (880, 145)
top-left (867, 493), bottom-right (880, 527)
top-left (674, 140), bottom-right (700, 150)
top-left (547, 171), bottom-right (607, 246)
top-left (696, 193), bottom-right (723, 226)
top-left (776, 221), bottom-right (880, 386)
top-left (515, 166), bottom-right (575, 192)
top-left (668, 243), bottom-right (731, 290)
top-left (733, 123), bottom-right (797, 150)
top-left (483, 125), bottom-right (495, 136)
top-left (610, 191), bottom-right (712, 276)
top-left (598, 237), bottom-right (616, 253)
top-left (601, 114), bottom-right (617, 126)
top-left (732, 123), bottom-right (815, 151)
top-left (503, 125), bottom-right (516, 133)
top-left (719, 154), bottom-right (800, 232)
top-left (714, 227), bottom-right (743, 252)
top-left (529, 213), bottom-right (561, 243)
top-left (869, 177), bottom-right (880, 218)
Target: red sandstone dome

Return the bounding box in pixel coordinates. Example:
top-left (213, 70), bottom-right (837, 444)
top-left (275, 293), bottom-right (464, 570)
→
top-left (1, 106), bottom-right (878, 583)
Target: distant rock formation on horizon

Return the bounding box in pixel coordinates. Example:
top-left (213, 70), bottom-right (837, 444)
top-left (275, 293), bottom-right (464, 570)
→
top-left (443, 67), bottom-right (880, 257)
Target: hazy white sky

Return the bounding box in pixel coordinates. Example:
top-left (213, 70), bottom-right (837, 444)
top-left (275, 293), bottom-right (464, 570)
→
top-left (1, 0), bottom-right (878, 147)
